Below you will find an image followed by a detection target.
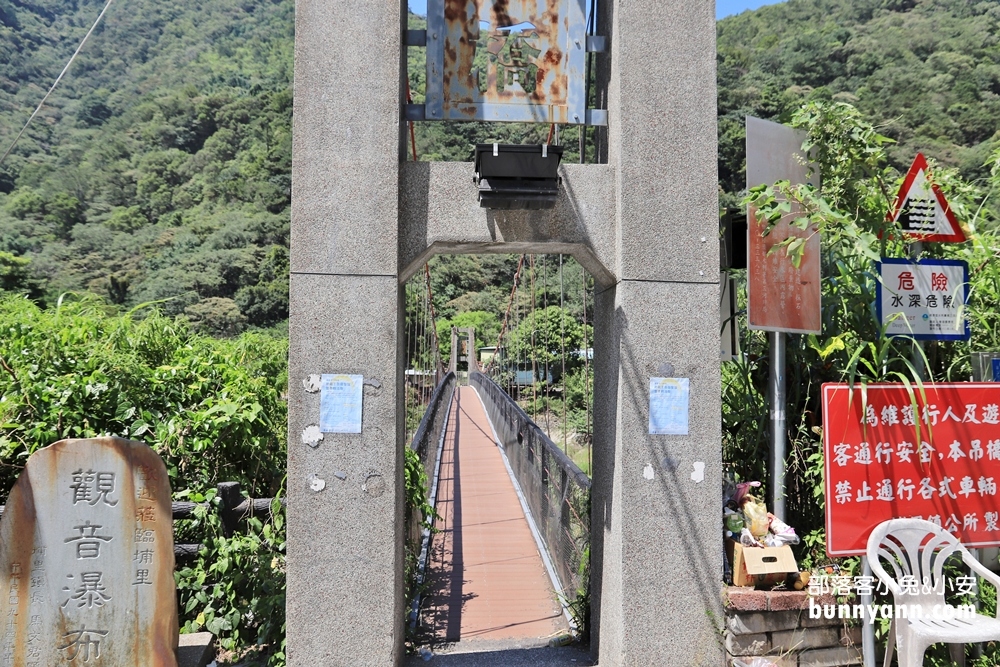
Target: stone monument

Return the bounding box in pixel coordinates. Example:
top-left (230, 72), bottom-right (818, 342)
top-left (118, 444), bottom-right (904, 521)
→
top-left (0, 437), bottom-right (178, 666)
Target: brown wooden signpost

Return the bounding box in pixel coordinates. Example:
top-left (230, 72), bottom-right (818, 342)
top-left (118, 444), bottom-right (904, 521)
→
top-left (0, 437), bottom-right (177, 667)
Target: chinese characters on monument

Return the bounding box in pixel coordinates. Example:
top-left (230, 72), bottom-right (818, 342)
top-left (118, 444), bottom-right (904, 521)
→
top-left (823, 384), bottom-right (1000, 556)
top-left (0, 437), bottom-right (178, 666)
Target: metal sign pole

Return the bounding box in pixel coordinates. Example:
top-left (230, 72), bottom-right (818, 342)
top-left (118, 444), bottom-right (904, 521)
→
top-left (769, 330), bottom-right (787, 520)
top-left (909, 241), bottom-right (926, 381)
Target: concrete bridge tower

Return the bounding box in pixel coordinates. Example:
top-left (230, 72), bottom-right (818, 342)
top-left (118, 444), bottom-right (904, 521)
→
top-left (287, 1), bottom-right (722, 664)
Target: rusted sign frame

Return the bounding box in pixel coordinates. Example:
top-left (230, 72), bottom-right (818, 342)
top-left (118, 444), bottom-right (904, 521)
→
top-left (424, 0), bottom-right (600, 125)
top-left (745, 115), bottom-right (822, 334)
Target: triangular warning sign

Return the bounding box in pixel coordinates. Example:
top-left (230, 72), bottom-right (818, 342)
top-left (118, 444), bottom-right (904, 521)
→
top-left (889, 153), bottom-right (966, 243)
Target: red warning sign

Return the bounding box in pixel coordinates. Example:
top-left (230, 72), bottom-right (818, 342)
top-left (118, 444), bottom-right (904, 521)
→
top-left (823, 382), bottom-right (1000, 556)
top-left (889, 153), bottom-right (966, 243)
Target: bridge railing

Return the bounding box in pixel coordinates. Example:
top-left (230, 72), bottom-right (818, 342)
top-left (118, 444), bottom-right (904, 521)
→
top-left (408, 370), bottom-right (457, 543)
top-left (469, 371), bottom-right (590, 602)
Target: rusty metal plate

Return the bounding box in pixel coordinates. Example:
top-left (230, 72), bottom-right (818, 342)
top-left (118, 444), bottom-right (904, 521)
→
top-left (0, 438), bottom-right (178, 667)
top-left (426, 0), bottom-right (589, 124)
top-left (745, 116), bottom-right (822, 334)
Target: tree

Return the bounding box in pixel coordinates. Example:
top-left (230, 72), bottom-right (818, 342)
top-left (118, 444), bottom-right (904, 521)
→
top-left (436, 310), bottom-right (500, 362)
top-left (0, 251), bottom-right (34, 294)
top-left (506, 306), bottom-right (589, 369)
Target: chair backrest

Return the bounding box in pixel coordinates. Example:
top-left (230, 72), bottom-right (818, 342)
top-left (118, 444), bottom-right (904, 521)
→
top-left (866, 518), bottom-right (965, 607)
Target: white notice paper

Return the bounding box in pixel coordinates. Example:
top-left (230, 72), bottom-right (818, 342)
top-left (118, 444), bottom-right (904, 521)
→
top-left (649, 377), bottom-right (690, 435)
top-left (320, 374), bottom-right (363, 433)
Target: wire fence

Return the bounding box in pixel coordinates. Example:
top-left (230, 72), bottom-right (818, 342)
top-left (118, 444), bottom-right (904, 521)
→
top-left (470, 371), bottom-right (590, 602)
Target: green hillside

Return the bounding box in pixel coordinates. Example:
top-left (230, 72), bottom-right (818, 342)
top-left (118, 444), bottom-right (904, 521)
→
top-left (2, 0), bottom-right (1000, 316)
top-left (0, 0), bottom-right (293, 331)
top-left (718, 0), bottom-right (1000, 195)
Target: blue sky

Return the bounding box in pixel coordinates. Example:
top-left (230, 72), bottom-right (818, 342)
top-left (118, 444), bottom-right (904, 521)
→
top-left (406, 1), bottom-right (786, 21)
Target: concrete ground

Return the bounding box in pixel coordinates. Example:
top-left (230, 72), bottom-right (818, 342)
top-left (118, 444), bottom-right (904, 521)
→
top-left (404, 644), bottom-right (594, 666)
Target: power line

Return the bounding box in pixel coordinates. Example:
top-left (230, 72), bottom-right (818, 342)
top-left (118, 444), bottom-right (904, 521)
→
top-left (0, 0), bottom-right (117, 167)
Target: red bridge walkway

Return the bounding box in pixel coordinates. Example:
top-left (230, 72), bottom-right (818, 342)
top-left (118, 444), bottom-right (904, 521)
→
top-left (420, 385), bottom-right (569, 648)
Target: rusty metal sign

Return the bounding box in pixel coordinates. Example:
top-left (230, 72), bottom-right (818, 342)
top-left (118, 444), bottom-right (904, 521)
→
top-left (746, 115), bottom-right (822, 334)
top-left (419, 0), bottom-right (604, 125)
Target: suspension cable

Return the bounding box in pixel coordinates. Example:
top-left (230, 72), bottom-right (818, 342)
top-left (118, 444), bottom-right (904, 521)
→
top-left (559, 254), bottom-right (567, 454)
top-left (423, 263), bottom-right (442, 379)
top-left (486, 254), bottom-right (526, 376)
top-left (0, 0), bottom-right (117, 167)
top-left (541, 255), bottom-right (550, 437)
top-left (530, 255), bottom-right (538, 418)
top-left (405, 79), bottom-right (418, 162)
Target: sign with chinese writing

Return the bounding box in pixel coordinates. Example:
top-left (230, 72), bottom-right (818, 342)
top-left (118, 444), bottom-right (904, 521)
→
top-left (746, 116), bottom-right (822, 333)
top-left (319, 374), bottom-right (363, 433)
top-left (889, 153), bottom-right (966, 243)
top-left (423, 0), bottom-right (592, 125)
top-left (649, 378), bottom-right (690, 435)
top-left (877, 258), bottom-right (969, 341)
top-left (0, 437), bottom-right (177, 666)
top-left (823, 383), bottom-right (1000, 556)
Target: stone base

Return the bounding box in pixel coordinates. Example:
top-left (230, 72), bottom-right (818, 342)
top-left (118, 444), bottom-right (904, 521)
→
top-left (177, 632), bottom-right (216, 667)
top-left (724, 587), bottom-right (862, 667)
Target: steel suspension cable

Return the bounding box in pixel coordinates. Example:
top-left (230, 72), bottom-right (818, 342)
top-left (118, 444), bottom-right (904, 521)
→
top-left (541, 254), bottom-right (550, 438)
top-left (530, 255), bottom-right (538, 418)
top-left (423, 263), bottom-right (442, 380)
top-left (559, 254), bottom-right (567, 454)
top-left (486, 254), bottom-right (526, 378)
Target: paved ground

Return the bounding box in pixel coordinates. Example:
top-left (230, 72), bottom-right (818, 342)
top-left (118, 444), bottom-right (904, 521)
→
top-left (417, 386), bottom-right (569, 651)
top-left (403, 644), bottom-right (593, 666)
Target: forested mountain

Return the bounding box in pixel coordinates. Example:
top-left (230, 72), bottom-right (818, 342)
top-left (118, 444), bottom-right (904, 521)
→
top-left (718, 0), bottom-right (1000, 196)
top-left (2, 0), bottom-right (1000, 323)
top-left (0, 0), bottom-right (292, 332)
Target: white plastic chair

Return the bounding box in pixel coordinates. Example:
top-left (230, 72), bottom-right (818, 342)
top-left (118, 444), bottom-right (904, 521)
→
top-left (866, 518), bottom-right (1000, 667)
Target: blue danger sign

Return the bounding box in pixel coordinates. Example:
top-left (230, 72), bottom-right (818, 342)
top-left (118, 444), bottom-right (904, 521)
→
top-left (877, 258), bottom-right (970, 341)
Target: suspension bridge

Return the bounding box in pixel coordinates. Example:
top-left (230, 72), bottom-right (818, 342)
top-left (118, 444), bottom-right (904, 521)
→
top-left (402, 255), bottom-right (593, 659)
top-left (288, 1), bottom-right (722, 662)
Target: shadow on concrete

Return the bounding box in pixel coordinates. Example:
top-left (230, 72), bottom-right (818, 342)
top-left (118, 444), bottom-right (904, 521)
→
top-left (404, 644), bottom-right (593, 667)
top-left (421, 391), bottom-right (475, 643)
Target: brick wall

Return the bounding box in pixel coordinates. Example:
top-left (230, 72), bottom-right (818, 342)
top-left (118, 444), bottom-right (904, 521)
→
top-left (724, 588), bottom-right (863, 667)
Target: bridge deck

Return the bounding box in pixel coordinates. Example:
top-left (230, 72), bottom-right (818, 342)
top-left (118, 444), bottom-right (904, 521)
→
top-left (421, 385), bottom-right (568, 647)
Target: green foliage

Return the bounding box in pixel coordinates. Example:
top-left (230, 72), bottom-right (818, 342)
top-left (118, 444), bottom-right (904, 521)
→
top-left (0, 0), bottom-right (293, 325)
top-left (435, 310), bottom-right (499, 362)
top-left (717, 0), bottom-right (1000, 195)
top-left (0, 295), bottom-right (288, 663)
top-left (507, 305), bottom-right (589, 368)
top-left (403, 445), bottom-right (436, 641)
top-left (727, 99), bottom-right (1000, 621)
top-left (175, 489), bottom-right (286, 666)
top-left (0, 250), bottom-right (38, 296)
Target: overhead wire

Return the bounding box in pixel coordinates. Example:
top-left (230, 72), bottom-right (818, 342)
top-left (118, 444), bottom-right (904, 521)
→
top-left (0, 0), bottom-right (117, 167)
